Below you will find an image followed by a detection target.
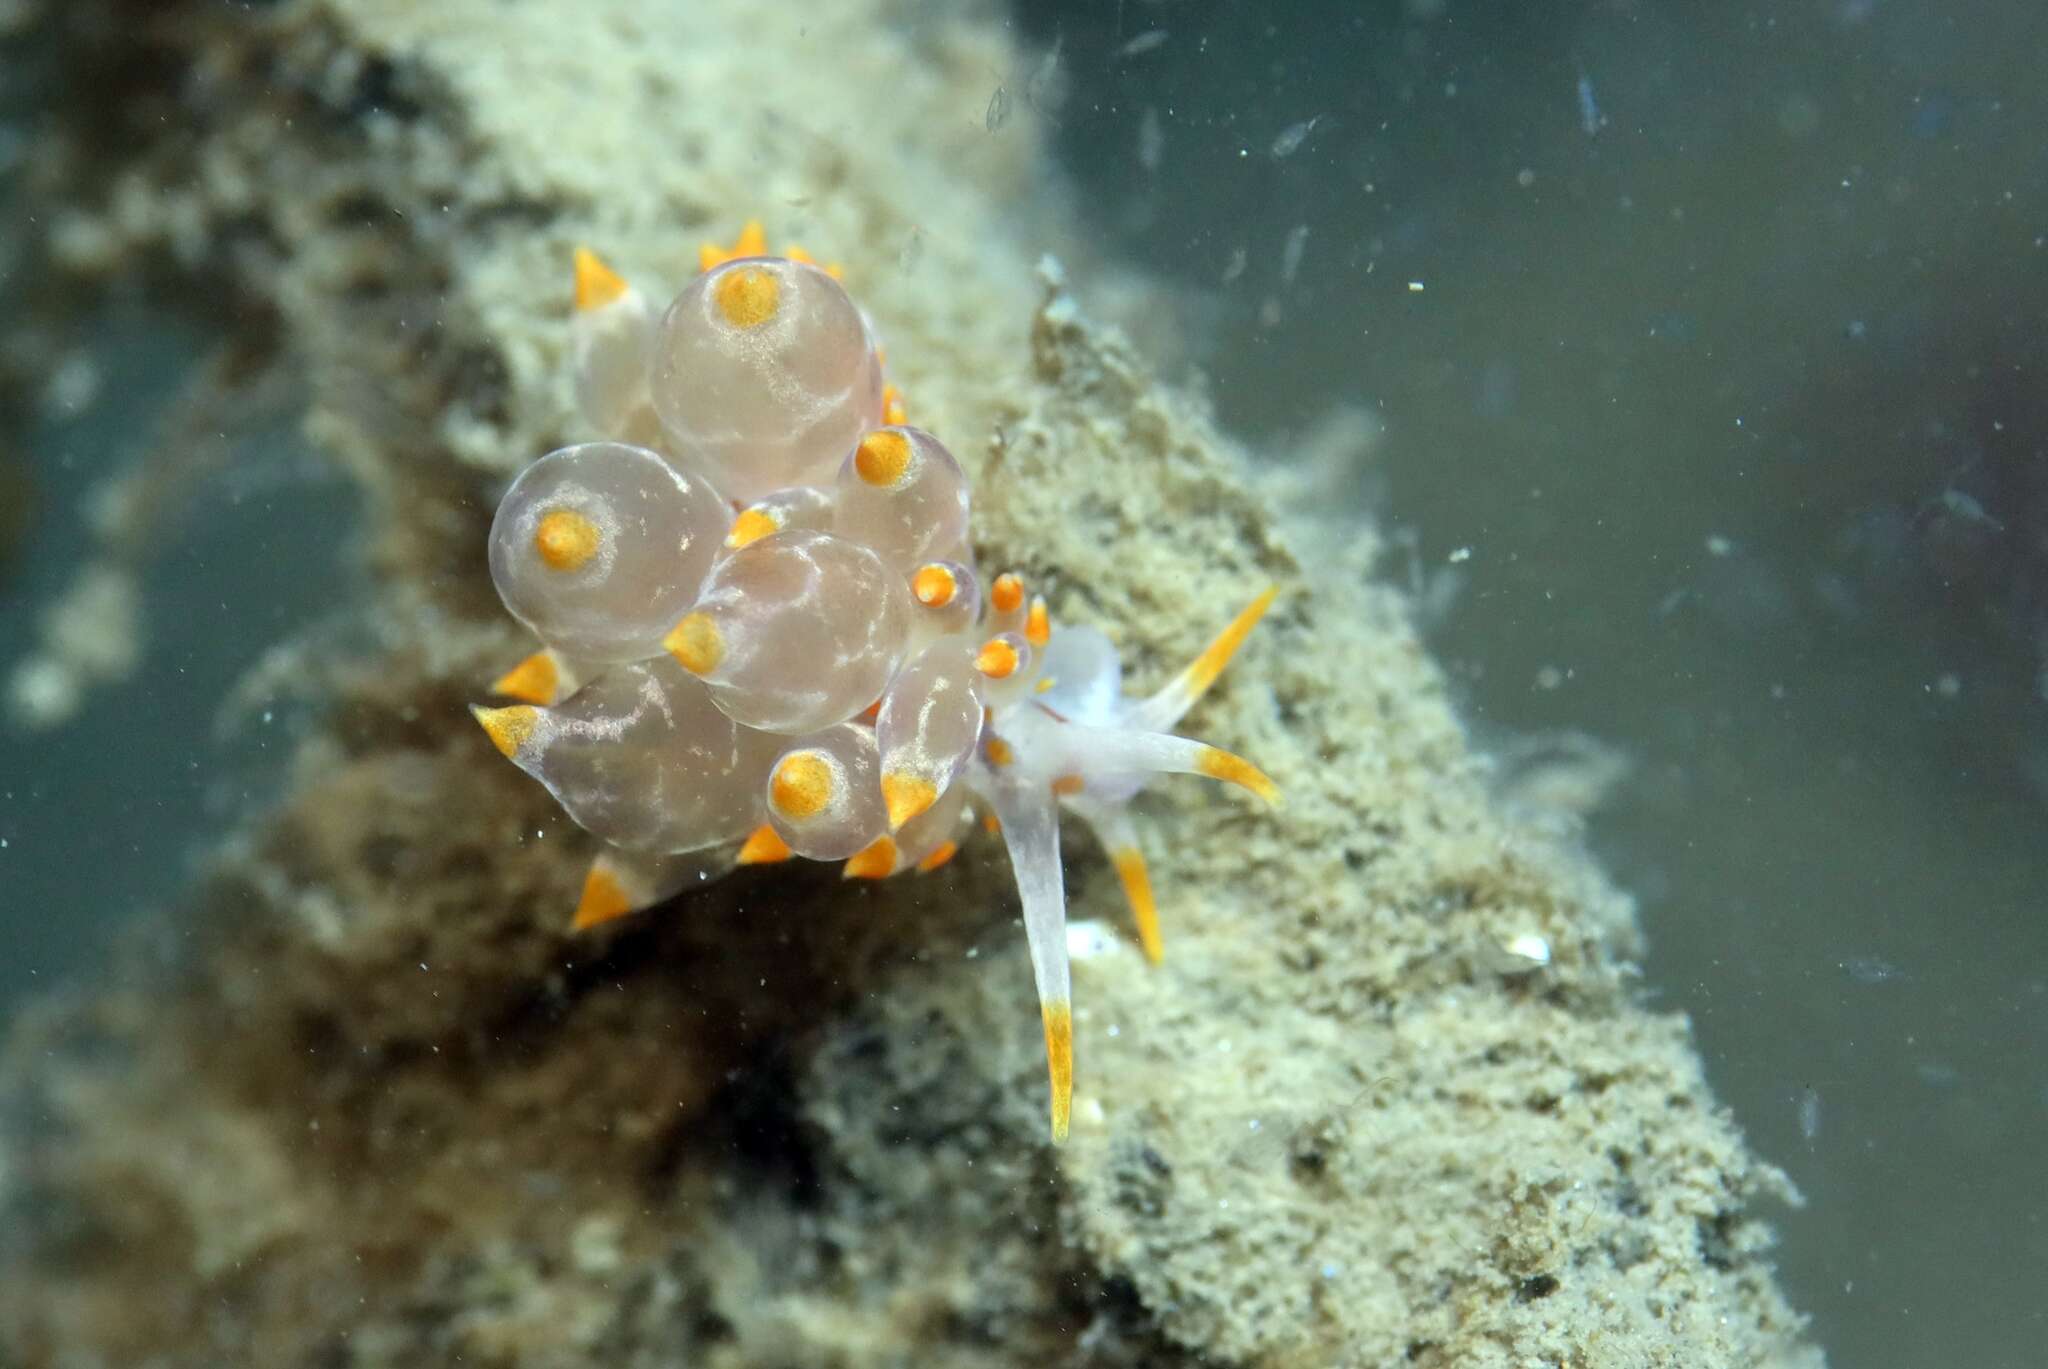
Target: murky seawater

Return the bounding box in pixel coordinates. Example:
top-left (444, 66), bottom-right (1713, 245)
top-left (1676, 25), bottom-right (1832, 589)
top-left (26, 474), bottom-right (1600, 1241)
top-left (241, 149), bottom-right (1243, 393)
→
top-left (4, 3), bottom-right (2044, 1365)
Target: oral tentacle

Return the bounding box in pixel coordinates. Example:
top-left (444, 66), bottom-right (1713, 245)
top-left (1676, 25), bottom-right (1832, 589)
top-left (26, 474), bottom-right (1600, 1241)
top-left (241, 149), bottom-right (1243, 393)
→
top-left (1128, 585), bottom-right (1280, 732)
top-left (1066, 794), bottom-right (1164, 964)
top-left (981, 772), bottom-right (1074, 1143)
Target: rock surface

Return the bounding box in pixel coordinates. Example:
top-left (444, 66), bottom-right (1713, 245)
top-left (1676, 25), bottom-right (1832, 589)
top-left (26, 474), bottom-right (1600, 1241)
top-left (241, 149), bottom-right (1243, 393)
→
top-left (0, 2), bottom-right (1821, 1365)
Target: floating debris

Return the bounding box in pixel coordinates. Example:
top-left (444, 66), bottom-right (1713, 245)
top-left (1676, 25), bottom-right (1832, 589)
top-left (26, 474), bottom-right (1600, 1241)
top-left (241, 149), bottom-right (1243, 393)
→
top-left (1271, 114), bottom-right (1324, 159)
top-left (1576, 71), bottom-right (1604, 136)
top-left (1118, 30), bottom-right (1168, 59)
top-left (1280, 224), bottom-right (1310, 287)
top-left (985, 83), bottom-right (1010, 133)
top-left (1137, 105), bottom-right (1164, 172)
top-left (1930, 486), bottom-right (2004, 533)
top-left (1841, 955), bottom-right (1907, 985)
top-left (1026, 32), bottom-right (1063, 113)
top-left (1221, 245), bottom-right (1248, 285)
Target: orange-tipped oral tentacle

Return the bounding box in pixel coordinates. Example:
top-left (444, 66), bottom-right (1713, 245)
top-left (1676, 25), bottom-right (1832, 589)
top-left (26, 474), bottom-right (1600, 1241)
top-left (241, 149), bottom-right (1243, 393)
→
top-left (1042, 999), bottom-right (1074, 1143)
top-left (1131, 585), bottom-right (1280, 732)
top-left (986, 775), bottom-right (1075, 1144)
top-left (1068, 795), bottom-right (1164, 964)
top-left (1112, 848), bottom-right (1162, 965)
top-left (1193, 745), bottom-right (1282, 806)
top-left (1043, 723), bottom-right (1281, 807)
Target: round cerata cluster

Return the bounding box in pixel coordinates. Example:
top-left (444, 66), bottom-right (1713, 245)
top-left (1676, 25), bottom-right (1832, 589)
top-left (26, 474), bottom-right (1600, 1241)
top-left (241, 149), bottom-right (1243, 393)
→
top-left (473, 224), bottom-right (1279, 1141)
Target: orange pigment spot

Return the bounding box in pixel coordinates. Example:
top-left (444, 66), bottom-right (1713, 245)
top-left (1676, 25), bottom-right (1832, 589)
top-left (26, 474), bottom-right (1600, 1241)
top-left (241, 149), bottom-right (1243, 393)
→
top-left (1026, 596), bottom-right (1051, 648)
top-left (471, 704), bottom-right (538, 759)
top-left (572, 246), bottom-right (629, 312)
top-left (1050, 774), bottom-right (1085, 797)
top-left (984, 736), bottom-right (1015, 768)
top-left (853, 428), bottom-right (913, 487)
top-left (534, 508), bottom-right (602, 571)
top-left (770, 751), bottom-right (836, 820)
top-left (842, 835), bottom-right (899, 880)
top-left (736, 824), bottom-right (794, 865)
top-left (664, 612), bottom-right (724, 676)
top-left (882, 383), bottom-right (908, 426)
top-left (975, 637), bottom-right (1021, 679)
top-left (725, 507), bottom-right (780, 549)
top-left (911, 563), bottom-right (957, 607)
top-left (915, 840), bottom-right (959, 873)
top-left (881, 773), bottom-right (939, 830)
top-left (699, 220), bottom-right (769, 271)
top-left (491, 651), bottom-right (560, 705)
top-left (571, 864), bottom-right (636, 931)
top-left (714, 264), bottom-right (780, 328)
top-left (991, 573), bottom-right (1025, 615)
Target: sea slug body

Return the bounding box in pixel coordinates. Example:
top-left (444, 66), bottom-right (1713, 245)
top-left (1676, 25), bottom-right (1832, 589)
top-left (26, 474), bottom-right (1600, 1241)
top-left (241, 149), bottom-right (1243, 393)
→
top-left (474, 223), bottom-right (1279, 1141)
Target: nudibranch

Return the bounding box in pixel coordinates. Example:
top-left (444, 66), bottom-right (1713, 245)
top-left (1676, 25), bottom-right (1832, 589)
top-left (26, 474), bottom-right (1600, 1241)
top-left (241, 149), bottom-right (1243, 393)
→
top-left (472, 222), bottom-right (1279, 1141)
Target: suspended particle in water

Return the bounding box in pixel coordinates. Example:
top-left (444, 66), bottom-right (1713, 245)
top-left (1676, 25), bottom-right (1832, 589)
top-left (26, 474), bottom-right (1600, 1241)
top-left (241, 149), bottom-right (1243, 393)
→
top-left (1026, 32), bottom-right (1063, 113)
top-left (1841, 955), bottom-right (1906, 985)
top-left (1280, 224), bottom-right (1310, 288)
top-left (1221, 245), bottom-right (1248, 285)
top-left (986, 83), bottom-right (1010, 133)
top-left (1931, 486), bottom-right (2004, 533)
top-left (899, 226), bottom-right (924, 273)
top-left (1576, 72), bottom-right (1604, 136)
top-left (1137, 105), bottom-right (1164, 172)
top-left (1796, 1086), bottom-right (1821, 1144)
top-left (1118, 29), bottom-right (1169, 58)
top-left (1271, 114), bottom-right (1323, 159)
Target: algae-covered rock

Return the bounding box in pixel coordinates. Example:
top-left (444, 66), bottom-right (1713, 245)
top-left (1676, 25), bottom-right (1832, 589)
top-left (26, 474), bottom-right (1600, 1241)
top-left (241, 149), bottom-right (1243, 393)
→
top-left (0, 2), bottom-right (1821, 1365)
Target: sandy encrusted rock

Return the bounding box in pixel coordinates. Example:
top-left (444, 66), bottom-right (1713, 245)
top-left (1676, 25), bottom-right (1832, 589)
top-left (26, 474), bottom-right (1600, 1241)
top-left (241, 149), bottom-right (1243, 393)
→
top-left (0, 2), bottom-right (1820, 1366)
